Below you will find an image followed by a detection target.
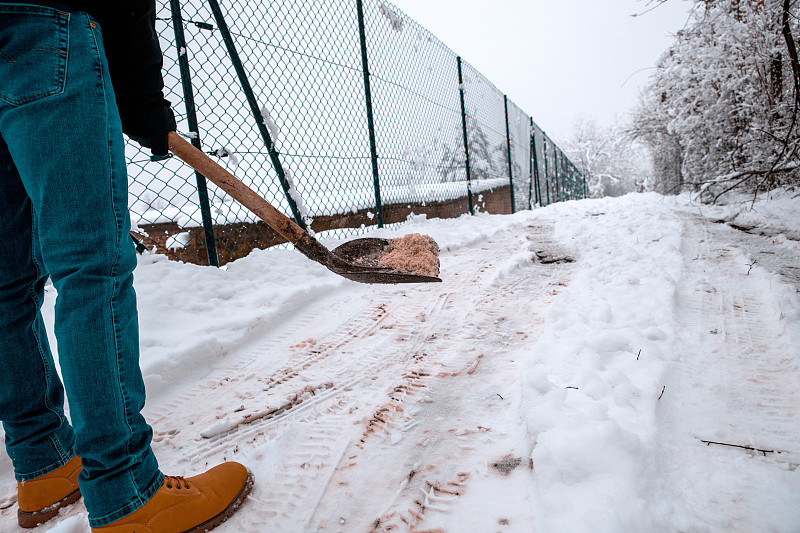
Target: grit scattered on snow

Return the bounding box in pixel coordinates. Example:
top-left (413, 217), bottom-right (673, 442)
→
top-left (1, 190), bottom-right (799, 532)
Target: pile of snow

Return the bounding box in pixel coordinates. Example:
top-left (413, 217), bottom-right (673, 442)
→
top-left (695, 187), bottom-right (800, 241)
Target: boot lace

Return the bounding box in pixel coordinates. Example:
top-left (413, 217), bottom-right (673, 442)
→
top-left (164, 475), bottom-right (190, 490)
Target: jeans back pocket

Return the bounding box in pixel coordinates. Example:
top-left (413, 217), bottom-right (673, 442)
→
top-left (0, 7), bottom-right (69, 106)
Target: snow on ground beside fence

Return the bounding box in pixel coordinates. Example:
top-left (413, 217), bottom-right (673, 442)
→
top-left (2, 190), bottom-right (799, 532)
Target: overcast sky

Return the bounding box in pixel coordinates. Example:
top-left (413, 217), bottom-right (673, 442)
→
top-left (387, 0), bottom-right (692, 142)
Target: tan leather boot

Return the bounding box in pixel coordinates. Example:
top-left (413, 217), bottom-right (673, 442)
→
top-left (91, 462), bottom-right (253, 533)
top-left (17, 455), bottom-right (82, 528)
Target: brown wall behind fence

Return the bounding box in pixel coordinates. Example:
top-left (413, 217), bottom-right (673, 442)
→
top-left (133, 185), bottom-right (513, 266)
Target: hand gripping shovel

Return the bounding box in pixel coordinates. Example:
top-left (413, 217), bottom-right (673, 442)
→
top-left (167, 132), bottom-right (442, 284)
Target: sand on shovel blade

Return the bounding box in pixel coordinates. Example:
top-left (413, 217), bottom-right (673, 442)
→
top-left (377, 233), bottom-right (440, 277)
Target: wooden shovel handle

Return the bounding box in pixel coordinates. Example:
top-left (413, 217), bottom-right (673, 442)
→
top-left (167, 131), bottom-right (308, 246)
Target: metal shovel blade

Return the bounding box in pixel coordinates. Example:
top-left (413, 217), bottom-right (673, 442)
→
top-left (330, 238), bottom-right (442, 284)
top-left (291, 233), bottom-right (441, 284)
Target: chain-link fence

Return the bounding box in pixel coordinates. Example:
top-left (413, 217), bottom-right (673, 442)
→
top-left (128, 0), bottom-right (587, 266)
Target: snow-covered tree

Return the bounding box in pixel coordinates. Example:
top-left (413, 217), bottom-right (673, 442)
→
top-left (632, 0), bottom-right (800, 198)
top-left (563, 117), bottom-right (650, 198)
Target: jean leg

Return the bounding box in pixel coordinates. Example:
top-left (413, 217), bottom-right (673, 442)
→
top-left (0, 136), bottom-right (76, 480)
top-left (0, 10), bottom-right (162, 527)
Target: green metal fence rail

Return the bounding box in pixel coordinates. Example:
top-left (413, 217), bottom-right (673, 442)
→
top-left (127, 0), bottom-right (587, 265)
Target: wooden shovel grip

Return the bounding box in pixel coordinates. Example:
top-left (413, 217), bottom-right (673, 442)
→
top-left (167, 131), bottom-right (308, 246)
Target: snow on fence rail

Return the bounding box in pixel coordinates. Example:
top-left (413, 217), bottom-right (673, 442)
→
top-left (127, 0), bottom-right (586, 265)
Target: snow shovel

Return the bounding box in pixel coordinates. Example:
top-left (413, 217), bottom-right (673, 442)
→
top-left (167, 132), bottom-right (441, 284)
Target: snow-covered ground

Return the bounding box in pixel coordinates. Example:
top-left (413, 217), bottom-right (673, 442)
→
top-left (1, 190), bottom-right (799, 532)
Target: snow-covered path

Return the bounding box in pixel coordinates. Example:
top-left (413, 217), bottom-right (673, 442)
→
top-left (1, 192), bottom-right (799, 532)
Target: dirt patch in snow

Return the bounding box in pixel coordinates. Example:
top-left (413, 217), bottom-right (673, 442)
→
top-left (491, 455), bottom-right (527, 475)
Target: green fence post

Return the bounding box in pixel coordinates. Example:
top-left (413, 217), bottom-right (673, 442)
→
top-left (206, 0), bottom-right (306, 229)
top-left (543, 135), bottom-right (551, 205)
top-left (528, 121), bottom-right (533, 210)
top-left (503, 95), bottom-right (516, 213)
top-left (355, 0), bottom-right (384, 227)
top-left (561, 156), bottom-right (575, 200)
top-left (568, 160), bottom-right (574, 200)
top-left (575, 163), bottom-right (580, 199)
top-left (170, 0), bottom-right (219, 267)
top-left (456, 57), bottom-right (474, 216)
top-left (569, 158), bottom-right (574, 200)
top-left (554, 148), bottom-right (561, 203)
top-left (561, 159), bottom-right (575, 200)
top-left (530, 118), bottom-right (541, 208)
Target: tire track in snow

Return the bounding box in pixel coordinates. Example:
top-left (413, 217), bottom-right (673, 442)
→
top-left (146, 295), bottom-right (390, 424)
top-left (657, 215), bottom-right (800, 531)
top-left (148, 291), bottom-right (445, 467)
top-left (244, 290), bottom-right (455, 529)
top-left (142, 286), bottom-right (454, 533)
top-left (714, 220), bottom-right (800, 289)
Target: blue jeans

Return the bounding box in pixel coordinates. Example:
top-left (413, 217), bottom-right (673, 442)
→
top-left (0, 4), bottom-right (163, 527)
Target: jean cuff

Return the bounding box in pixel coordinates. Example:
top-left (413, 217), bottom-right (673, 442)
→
top-left (86, 470), bottom-right (164, 528)
top-left (14, 451), bottom-right (74, 482)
